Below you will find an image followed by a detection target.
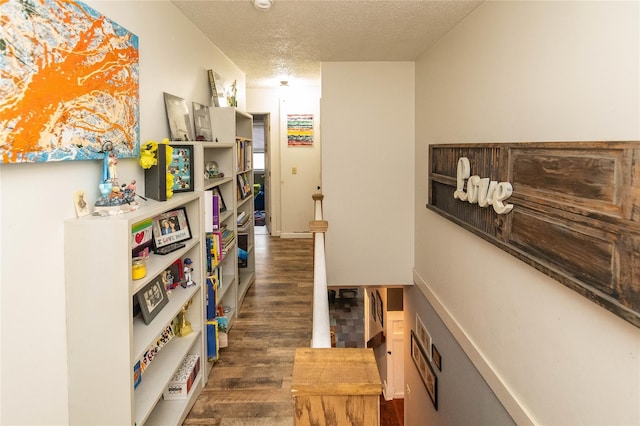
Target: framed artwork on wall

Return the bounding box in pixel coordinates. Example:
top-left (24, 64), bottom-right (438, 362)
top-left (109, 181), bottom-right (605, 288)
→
top-left (415, 313), bottom-right (432, 359)
top-left (411, 330), bottom-right (438, 410)
top-left (0, 0), bottom-right (140, 163)
top-left (432, 344), bottom-right (442, 371)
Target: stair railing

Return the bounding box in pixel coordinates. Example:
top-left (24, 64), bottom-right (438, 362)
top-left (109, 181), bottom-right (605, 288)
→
top-left (309, 193), bottom-right (331, 348)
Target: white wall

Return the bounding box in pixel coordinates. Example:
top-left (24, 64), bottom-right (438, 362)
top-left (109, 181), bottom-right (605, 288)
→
top-left (322, 62), bottom-right (415, 286)
top-left (0, 2), bottom-right (244, 424)
top-left (412, 1), bottom-right (640, 425)
top-left (247, 85), bottom-right (322, 237)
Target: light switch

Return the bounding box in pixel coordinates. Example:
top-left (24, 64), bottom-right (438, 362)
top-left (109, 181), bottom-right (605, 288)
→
top-left (292, 167), bottom-right (297, 175)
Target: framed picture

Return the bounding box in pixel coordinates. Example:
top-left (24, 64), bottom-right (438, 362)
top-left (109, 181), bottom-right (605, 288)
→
top-left (164, 92), bottom-right (193, 141)
top-left (376, 290), bottom-right (383, 326)
top-left (370, 291), bottom-right (377, 322)
top-left (152, 207), bottom-right (192, 252)
top-left (193, 102), bottom-right (212, 141)
top-left (208, 69), bottom-right (226, 107)
top-left (416, 314), bottom-right (432, 359)
top-left (432, 344), bottom-right (442, 371)
top-left (237, 173), bottom-right (251, 199)
top-left (137, 275), bottom-right (169, 325)
top-left (212, 186), bottom-right (227, 212)
top-left (0, 0), bottom-right (139, 163)
top-left (161, 258), bottom-right (183, 290)
top-left (169, 145), bottom-right (194, 193)
top-left (411, 330), bottom-right (438, 410)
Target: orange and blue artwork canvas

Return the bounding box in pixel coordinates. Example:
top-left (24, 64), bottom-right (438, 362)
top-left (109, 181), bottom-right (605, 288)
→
top-left (0, 0), bottom-right (139, 163)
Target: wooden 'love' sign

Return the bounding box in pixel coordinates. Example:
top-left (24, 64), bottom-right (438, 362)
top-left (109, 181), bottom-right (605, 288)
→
top-left (427, 142), bottom-right (640, 328)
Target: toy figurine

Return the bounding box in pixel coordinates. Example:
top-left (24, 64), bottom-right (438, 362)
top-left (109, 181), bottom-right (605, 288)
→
top-left (182, 258), bottom-right (195, 287)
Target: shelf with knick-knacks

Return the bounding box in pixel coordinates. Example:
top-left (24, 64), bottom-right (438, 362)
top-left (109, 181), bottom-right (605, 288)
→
top-left (65, 192), bottom-right (205, 426)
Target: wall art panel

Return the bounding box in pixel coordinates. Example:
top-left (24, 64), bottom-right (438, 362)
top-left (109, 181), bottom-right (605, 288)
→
top-left (0, 0), bottom-right (139, 163)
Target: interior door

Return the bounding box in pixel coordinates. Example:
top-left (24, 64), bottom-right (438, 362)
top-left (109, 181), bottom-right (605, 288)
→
top-left (386, 310), bottom-right (405, 399)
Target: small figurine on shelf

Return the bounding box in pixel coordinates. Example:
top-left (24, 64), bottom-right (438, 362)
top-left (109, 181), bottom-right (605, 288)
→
top-left (182, 258), bottom-right (195, 288)
top-left (93, 143), bottom-right (139, 215)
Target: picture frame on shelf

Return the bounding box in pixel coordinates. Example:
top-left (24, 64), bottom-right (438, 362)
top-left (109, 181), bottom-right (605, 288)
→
top-left (131, 218), bottom-right (153, 258)
top-left (192, 102), bottom-right (212, 141)
top-left (207, 69), bottom-right (225, 107)
top-left (162, 258), bottom-right (183, 290)
top-left (237, 173), bottom-right (251, 199)
top-left (411, 330), bottom-right (438, 410)
top-left (212, 186), bottom-right (227, 212)
top-left (169, 144), bottom-right (194, 193)
top-left (164, 92), bottom-right (193, 141)
top-left (152, 207), bottom-right (192, 253)
top-left (137, 275), bottom-right (169, 325)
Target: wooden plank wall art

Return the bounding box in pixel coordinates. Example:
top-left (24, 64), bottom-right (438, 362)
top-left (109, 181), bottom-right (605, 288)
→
top-left (0, 0), bottom-right (139, 163)
top-left (427, 142), bottom-right (640, 328)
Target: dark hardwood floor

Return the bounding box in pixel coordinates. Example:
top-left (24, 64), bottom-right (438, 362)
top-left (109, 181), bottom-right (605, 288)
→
top-left (183, 233), bottom-right (403, 425)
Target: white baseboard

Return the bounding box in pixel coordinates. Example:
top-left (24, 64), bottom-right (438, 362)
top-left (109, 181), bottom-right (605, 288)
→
top-left (280, 232), bottom-right (312, 239)
top-left (412, 269), bottom-right (536, 425)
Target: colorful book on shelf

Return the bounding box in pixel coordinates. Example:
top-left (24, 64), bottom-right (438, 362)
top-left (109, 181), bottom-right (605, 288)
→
top-left (206, 270), bottom-right (219, 320)
top-left (206, 320), bottom-right (219, 361)
top-left (204, 190), bottom-right (221, 232)
top-left (205, 232), bottom-right (222, 271)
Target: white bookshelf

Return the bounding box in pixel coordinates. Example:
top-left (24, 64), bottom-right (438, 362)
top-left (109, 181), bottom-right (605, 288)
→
top-left (65, 192), bottom-right (205, 425)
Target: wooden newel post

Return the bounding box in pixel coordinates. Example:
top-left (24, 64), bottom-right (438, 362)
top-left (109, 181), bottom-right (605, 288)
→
top-left (291, 348), bottom-right (382, 426)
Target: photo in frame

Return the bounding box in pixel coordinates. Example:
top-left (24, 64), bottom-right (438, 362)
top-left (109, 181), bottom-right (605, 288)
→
top-left (164, 92), bottom-right (192, 141)
top-left (416, 313), bottom-right (432, 359)
top-left (370, 291), bottom-right (377, 322)
top-left (432, 344), bottom-right (442, 371)
top-left (411, 330), bottom-right (438, 410)
top-left (376, 289), bottom-right (383, 326)
top-left (212, 187), bottom-right (227, 212)
top-left (136, 275), bottom-right (169, 325)
top-left (161, 258), bottom-right (183, 290)
top-left (237, 173), bottom-right (251, 199)
top-left (152, 207), bottom-right (192, 252)
top-left (169, 145), bottom-right (194, 193)
top-left (207, 69), bottom-right (226, 107)
top-left (192, 102), bottom-right (212, 141)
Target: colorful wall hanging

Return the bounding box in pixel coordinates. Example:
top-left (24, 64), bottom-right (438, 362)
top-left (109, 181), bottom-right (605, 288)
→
top-left (287, 114), bottom-right (314, 146)
top-left (0, 0), bottom-right (140, 163)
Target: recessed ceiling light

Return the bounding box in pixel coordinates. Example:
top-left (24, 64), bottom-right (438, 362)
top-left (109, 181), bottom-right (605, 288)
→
top-left (254, 0), bottom-right (273, 12)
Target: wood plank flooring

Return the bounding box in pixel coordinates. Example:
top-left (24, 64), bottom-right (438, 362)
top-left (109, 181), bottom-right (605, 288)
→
top-left (184, 235), bottom-right (314, 425)
top-left (183, 233), bottom-right (403, 426)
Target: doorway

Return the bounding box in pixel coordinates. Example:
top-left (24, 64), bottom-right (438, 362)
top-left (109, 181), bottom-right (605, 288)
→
top-left (251, 113), bottom-right (270, 235)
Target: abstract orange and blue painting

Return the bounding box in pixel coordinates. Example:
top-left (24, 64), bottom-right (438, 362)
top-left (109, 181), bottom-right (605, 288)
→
top-left (0, 0), bottom-right (139, 163)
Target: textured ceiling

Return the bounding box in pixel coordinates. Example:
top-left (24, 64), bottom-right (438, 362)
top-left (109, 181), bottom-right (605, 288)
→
top-left (171, 0), bottom-right (483, 87)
